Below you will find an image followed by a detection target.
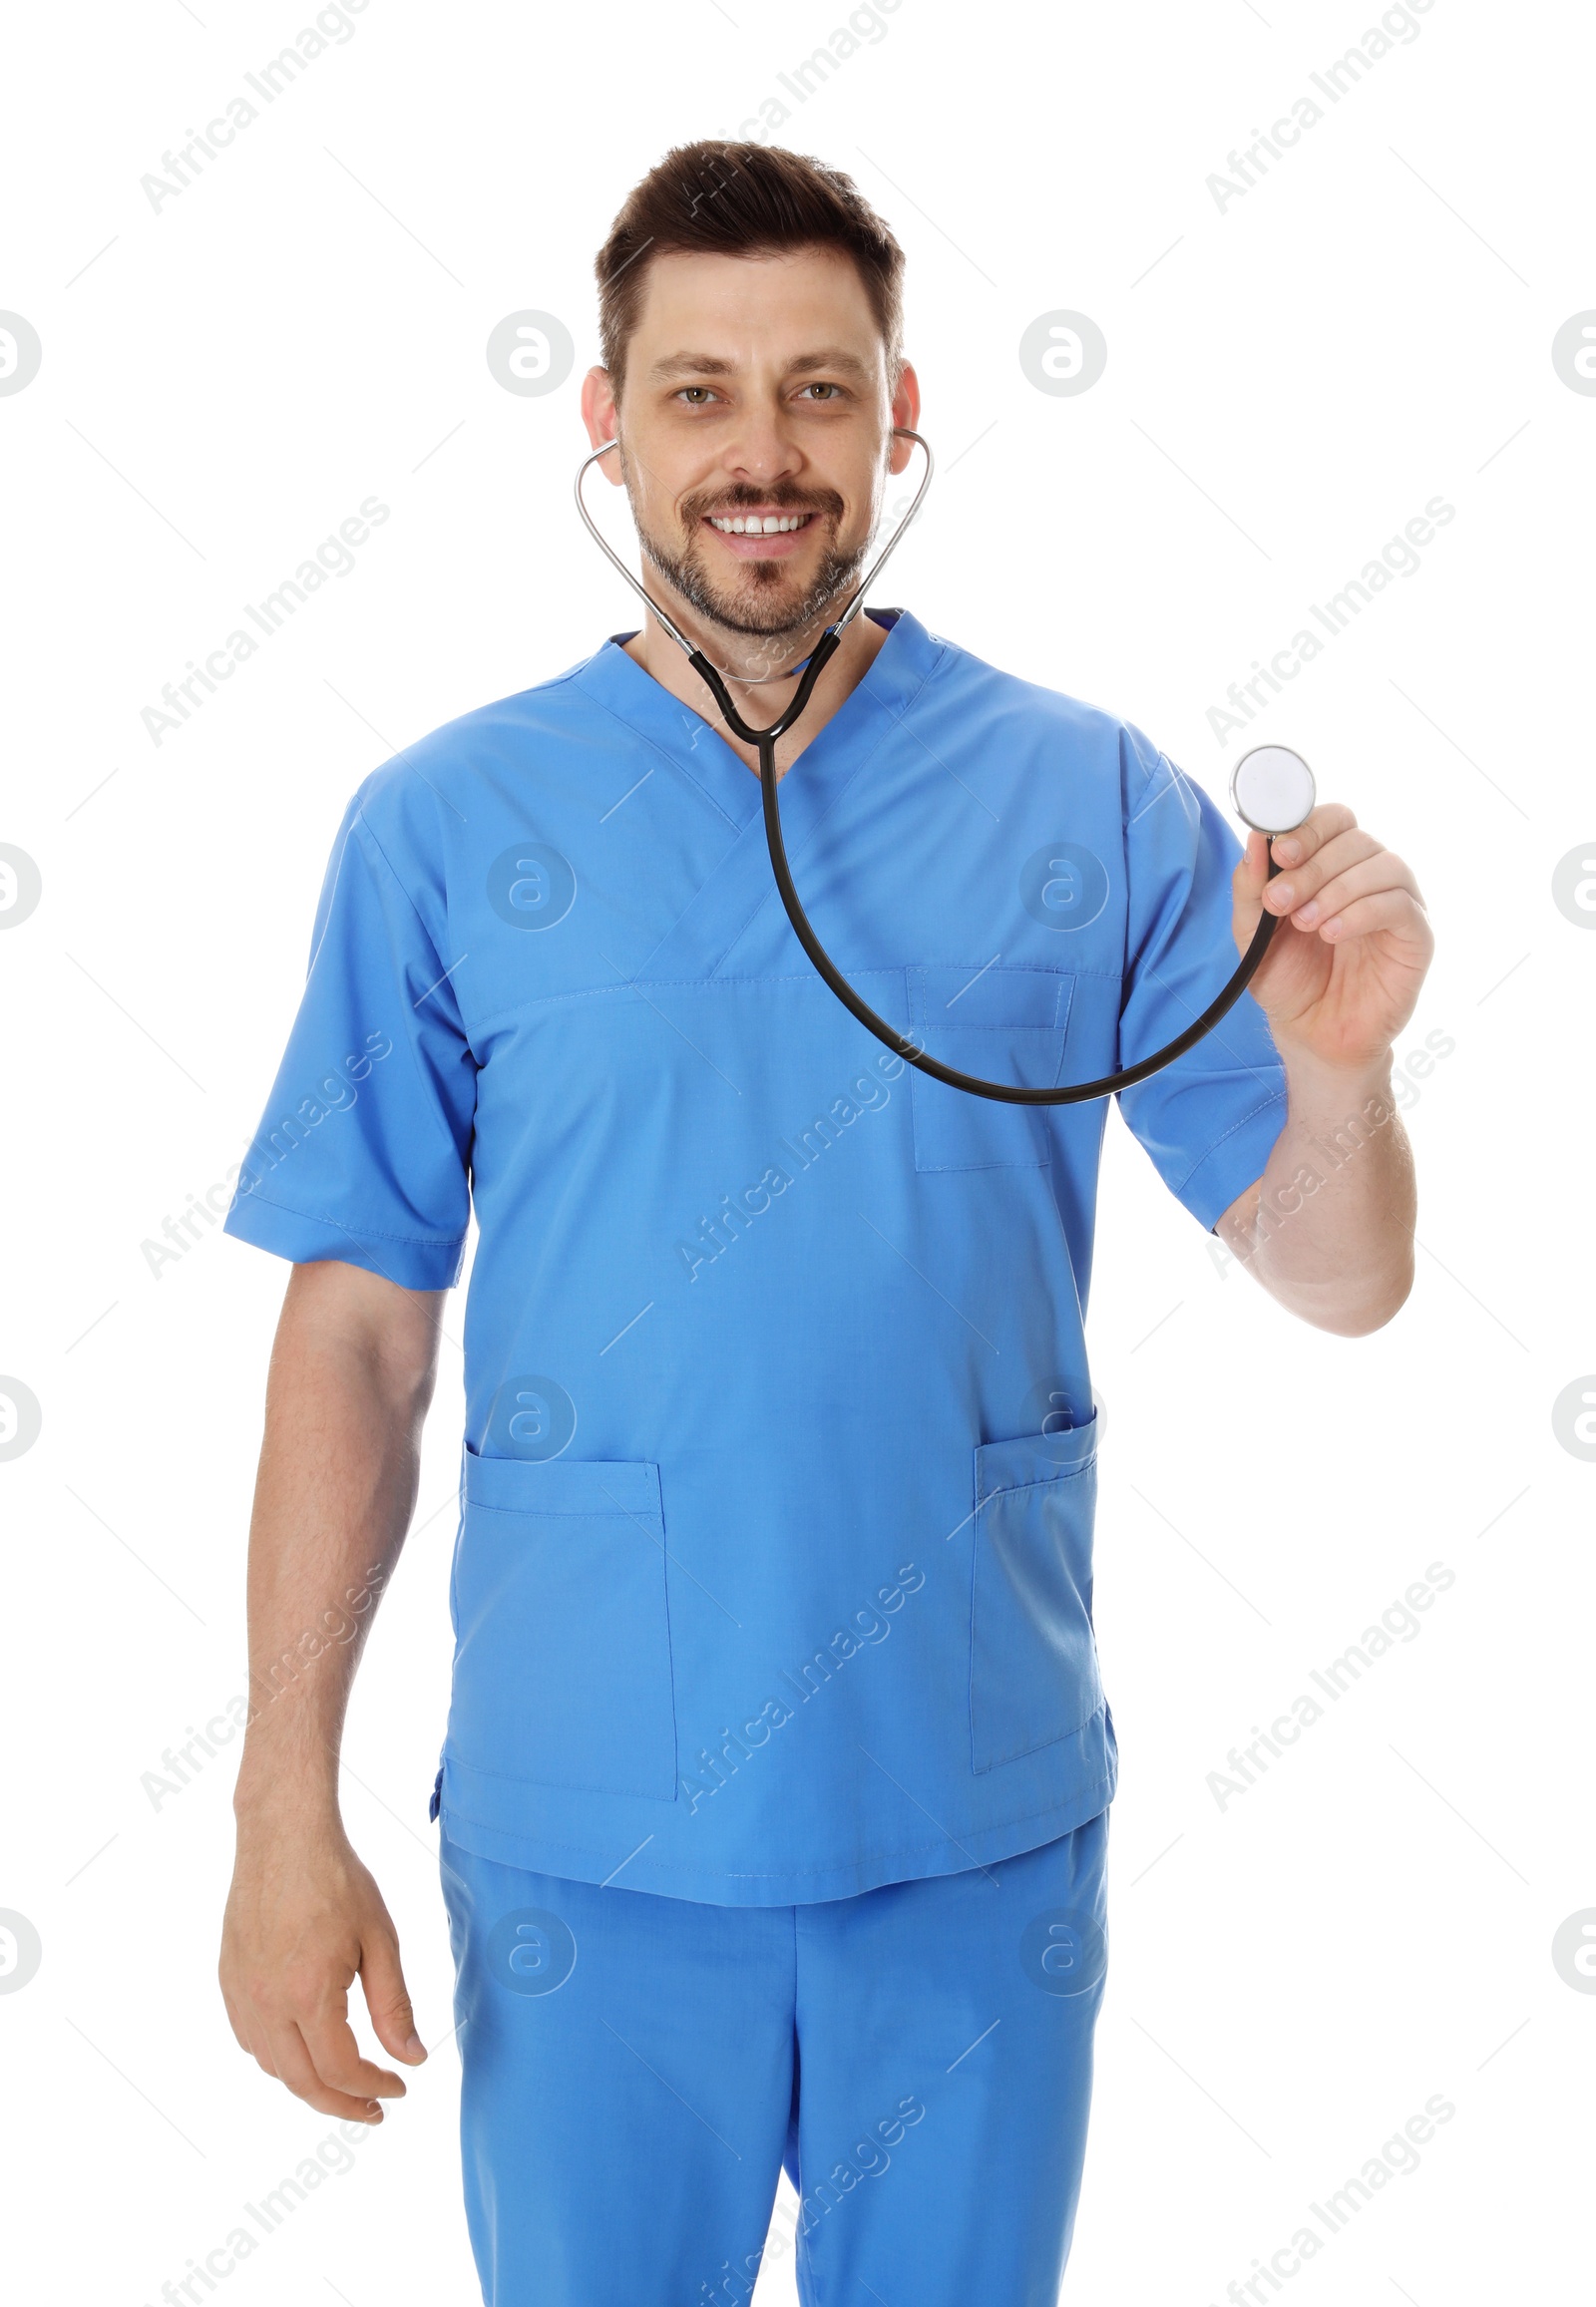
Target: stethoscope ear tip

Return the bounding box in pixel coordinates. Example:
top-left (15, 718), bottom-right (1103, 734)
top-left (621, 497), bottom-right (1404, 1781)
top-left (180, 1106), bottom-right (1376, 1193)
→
top-left (1231, 744), bottom-right (1317, 836)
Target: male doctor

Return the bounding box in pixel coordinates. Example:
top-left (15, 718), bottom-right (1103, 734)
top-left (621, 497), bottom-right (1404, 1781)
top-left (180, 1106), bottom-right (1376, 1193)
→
top-left (218, 143), bottom-right (1430, 2306)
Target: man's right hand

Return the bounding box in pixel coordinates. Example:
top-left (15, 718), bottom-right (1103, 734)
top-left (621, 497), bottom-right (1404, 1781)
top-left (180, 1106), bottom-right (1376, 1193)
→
top-left (219, 1809), bottom-right (428, 2122)
top-left (219, 1259), bottom-right (444, 2119)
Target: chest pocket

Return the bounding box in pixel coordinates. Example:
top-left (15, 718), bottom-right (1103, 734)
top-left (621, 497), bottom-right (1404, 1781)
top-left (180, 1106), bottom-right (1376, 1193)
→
top-left (908, 965), bottom-right (1074, 1173)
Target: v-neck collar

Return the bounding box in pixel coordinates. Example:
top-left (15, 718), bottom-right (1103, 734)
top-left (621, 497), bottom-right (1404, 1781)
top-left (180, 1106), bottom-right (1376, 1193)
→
top-left (571, 605), bottom-right (946, 983)
top-left (572, 604), bottom-right (944, 836)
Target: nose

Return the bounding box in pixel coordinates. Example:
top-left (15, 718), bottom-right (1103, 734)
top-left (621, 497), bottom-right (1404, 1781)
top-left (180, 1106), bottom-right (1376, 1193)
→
top-left (718, 396), bottom-right (806, 493)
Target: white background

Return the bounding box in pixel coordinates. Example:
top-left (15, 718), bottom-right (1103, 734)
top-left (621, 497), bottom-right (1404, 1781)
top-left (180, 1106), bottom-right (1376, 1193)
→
top-left (1, 0), bottom-right (1592, 2300)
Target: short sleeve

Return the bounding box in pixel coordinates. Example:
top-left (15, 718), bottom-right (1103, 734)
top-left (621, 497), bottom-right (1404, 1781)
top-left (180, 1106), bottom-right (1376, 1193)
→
top-left (222, 793), bottom-right (476, 1289)
top-left (1114, 736), bottom-right (1287, 1231)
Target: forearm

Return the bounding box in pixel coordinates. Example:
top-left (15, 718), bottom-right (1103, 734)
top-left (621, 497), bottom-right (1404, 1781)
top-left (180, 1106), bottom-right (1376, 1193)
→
top-left (220, 1264), bottom-right (442, 2121)
top-left (1219, 1050), bottom-right (1415, 1334)
top-left (233, 1267), bottom-right (439, 1824)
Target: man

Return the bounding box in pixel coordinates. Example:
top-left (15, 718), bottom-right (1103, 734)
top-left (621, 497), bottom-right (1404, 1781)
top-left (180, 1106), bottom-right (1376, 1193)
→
top-left (218, 143), bottom-right (1430, 2306)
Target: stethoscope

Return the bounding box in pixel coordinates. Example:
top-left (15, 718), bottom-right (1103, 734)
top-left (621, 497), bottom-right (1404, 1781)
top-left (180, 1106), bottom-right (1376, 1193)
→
top-left (576, 429), bottom-right (1317, 1105)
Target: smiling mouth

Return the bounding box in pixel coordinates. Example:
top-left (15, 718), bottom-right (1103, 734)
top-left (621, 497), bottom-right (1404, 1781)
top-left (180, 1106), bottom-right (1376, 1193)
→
top-left (705, 510), bottom-right (818, 536)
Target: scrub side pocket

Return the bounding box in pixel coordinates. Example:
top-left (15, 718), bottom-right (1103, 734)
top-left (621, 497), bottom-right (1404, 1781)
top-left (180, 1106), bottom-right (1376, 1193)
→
top-left (446, 1448), bottom-right (677, 1802)
top-left (970, 1418), bottom-right (1103, 1774)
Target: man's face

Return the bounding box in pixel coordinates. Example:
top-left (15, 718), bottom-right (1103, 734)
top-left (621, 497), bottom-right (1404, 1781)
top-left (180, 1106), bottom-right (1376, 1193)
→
top-left (588, 246), bottom-right (915, 657)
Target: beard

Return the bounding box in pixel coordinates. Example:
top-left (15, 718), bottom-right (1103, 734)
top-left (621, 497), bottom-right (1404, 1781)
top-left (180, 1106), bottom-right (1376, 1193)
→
top-left (627, 472), bottom-right (870, 646)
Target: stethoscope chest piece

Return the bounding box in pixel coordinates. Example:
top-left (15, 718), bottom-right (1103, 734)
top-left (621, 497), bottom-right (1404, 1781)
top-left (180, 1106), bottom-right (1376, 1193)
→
top-left (1231, 744), bottom-right (1317, 836)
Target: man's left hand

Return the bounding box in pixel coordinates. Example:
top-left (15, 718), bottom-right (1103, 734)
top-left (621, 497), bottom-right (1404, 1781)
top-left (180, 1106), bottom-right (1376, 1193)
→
top-left (1232, 804), bottom-right (1434, 1073)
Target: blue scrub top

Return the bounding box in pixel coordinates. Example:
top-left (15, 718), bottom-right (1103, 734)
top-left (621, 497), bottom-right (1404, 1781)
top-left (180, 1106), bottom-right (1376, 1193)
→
top-left (224, 606), bottom-right (1287, 1906)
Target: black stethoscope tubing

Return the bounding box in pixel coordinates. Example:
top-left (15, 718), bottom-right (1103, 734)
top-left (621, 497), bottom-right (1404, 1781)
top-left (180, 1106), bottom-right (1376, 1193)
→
top-left (577, 431), bottom-right (1285, 1107)
top-left (688, 631), bottom-right (1285, 1105)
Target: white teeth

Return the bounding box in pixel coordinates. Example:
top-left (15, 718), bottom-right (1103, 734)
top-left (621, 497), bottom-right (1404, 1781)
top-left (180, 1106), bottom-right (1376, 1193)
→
top-left (708, 513), bottom-right (810, 535)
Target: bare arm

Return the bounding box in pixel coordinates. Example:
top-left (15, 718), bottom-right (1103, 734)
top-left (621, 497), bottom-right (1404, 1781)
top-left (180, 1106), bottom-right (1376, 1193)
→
top-left (1214, 1049), bottom-right (1415, 1334)
top-left (218, 1258), bottom-right (444, 2123)
top-left (1212, 805), bottom-right (1431, 1337)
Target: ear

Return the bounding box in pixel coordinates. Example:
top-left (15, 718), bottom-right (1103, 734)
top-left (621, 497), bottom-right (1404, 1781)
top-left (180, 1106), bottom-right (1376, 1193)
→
top-left (581, 367), bottom-right (624, 483)
top-left (889, 360), bottom-right (922, 474)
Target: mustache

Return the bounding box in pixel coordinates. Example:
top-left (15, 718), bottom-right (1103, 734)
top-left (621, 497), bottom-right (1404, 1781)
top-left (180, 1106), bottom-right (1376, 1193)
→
top-left (680, 485), bottom-right (846, 524)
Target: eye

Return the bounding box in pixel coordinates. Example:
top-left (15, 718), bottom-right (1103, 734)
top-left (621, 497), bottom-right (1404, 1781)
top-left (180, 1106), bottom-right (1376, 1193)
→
top-left (798, 381), bottom-right (842, 401)
top-left (676, 386), bottom-right (717, 405)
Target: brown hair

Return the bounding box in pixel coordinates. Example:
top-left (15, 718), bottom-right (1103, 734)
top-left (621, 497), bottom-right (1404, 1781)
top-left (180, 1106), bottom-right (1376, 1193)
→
top-left (595, 142), bottom-right (905, 397)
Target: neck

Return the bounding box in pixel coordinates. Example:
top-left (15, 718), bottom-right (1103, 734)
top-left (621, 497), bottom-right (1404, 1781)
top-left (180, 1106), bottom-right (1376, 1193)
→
top-left (620, 576), bottom-right (890, 782)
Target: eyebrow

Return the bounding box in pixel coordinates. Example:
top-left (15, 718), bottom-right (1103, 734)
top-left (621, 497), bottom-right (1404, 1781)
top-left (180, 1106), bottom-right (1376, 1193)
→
top-left (644, 347), bottom-right (877, 384)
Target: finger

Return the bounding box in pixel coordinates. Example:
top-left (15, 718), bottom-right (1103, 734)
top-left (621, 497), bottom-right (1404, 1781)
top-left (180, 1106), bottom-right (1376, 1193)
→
top-left (1230, 836), bottom-right (1270, 955)
top-left (1274, 849), bottom-right (1419, 929)
top-left (1269, 843), bottom-right (1423, 924)
top-left (1282, 849), bottom-right (1429, 927)
top-left (260, 2018), bottom-right (389, 2123)
top-left (1264, 829), bottom-right (1383, 914)
top-left (1268, 803), bottom-right (1358, 868)
top-left (1311, 888), bottom-right (1433, 945)
top-left (298, 2002), bottom-right (408, 2105)
top-left (360, 1930), bottom-right (427, 2066)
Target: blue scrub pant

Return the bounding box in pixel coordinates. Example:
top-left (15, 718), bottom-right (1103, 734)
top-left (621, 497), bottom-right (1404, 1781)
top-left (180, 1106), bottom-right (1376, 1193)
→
top-left (439, 1809), bottom-right (1108, 2305)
